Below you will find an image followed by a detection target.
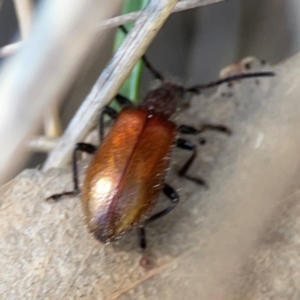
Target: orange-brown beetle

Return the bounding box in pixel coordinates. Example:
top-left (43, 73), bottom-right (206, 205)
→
top-left (48, 26), bottom-right (274, 249)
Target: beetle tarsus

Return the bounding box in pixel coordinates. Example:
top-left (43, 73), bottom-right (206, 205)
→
top-left (197, 124), bottom-right (232, 135)
top-left (46, 190), bottom-right (78, 202)
top-left (180, 175), bottom-right (208, 188)
top-left (178, 124), bottom-right (231, 135)
top-left (138, 227), bottom-right (147, 250)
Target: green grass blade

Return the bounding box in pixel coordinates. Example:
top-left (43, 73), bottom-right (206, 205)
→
top-left (112, 0), bottom-right (148, 106)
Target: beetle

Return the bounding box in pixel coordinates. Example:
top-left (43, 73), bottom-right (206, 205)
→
top-left (47, 26), bottom-right (274, 250)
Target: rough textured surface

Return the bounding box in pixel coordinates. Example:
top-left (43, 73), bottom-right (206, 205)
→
top-left (1, 54), bottom-right (300, 299)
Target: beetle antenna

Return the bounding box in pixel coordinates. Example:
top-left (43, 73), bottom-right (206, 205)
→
top-left (119, 25), bottom-right (165, 81)
top-left (186, 72), bottom-right (275, 93)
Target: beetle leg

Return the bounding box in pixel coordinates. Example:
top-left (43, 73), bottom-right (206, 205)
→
top-left (138, 227), bottom-right (147, 250)
top-left (178, 124), bottom-right (232, 135)
top-left (147, 184), bottom-right (179, 223)
top-left (115, 94), bottom-right (134, 107)
top-left (176, 138), bottom-right (208, 187)
top-left (46, 143), bottom-right (96, 201)
top-left (99, 95), bottom-right (134, 142)
top-left (99, 106), bottom-right (118, 142)
top-left (138, 184), bottom-right (179, 250)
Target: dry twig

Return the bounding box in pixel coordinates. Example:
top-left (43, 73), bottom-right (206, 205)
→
top-left (99, 0), bottom-right (224, 30)
top-left (0, 42), bottom-right (22, 58)
top-left (0, 0), bottom-right (224, 58)
top-left (0, 0), bottom-right (224, 182)
top-left (27, 136), bottom-right (58, 152)
top-left (43, 0), bottom-right (180, 170)
top-left (0, 0), bottom-right (122, 184)
top-left (43, 0), bottom-right (225, 169)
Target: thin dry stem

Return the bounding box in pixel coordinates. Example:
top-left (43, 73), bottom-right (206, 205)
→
top-left (0, 0), bottom-right (122, 184)
top-left (99, 0), bottom-right (224, 30)
top-left (0, 42), bottom-right (22, 58)
top-left (43, 105), bottom-right (62, 137)
top-left (0, 0), bottom-right (224, 58)
top-left (43, 0), bottom-right (180, 170)
top-left (28, 136), bottom-right (58, 152)
top-left (0, 0), bottom-right (224, 183)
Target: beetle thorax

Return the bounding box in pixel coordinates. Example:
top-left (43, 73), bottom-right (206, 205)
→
top-left (140, 83), bottom-right (184, 118)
